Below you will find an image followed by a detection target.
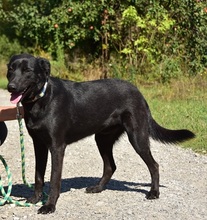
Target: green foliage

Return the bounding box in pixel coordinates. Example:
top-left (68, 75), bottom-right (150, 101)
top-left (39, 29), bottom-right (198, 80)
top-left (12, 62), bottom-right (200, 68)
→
top-left (151, 55), bottom-right (184, 83)
top-left (0, 35), bottom-right (26, 61)
top-left (0, 0), bottom-right (206, 80)
top-left (168, 0), bottom-right (207, 75)
top-left (119, 4), bottom-right (175, 75)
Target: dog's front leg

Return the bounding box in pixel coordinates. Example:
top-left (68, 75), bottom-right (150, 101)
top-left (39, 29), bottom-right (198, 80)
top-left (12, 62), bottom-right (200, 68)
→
top-left (38, 146), bottom-right (65, 214)
top-left (27, 142), bottom-right (48, 204)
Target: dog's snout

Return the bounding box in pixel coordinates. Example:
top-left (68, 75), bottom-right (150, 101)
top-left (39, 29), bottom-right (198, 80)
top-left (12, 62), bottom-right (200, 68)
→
top-left (7, 83), bottom-right (17, 92)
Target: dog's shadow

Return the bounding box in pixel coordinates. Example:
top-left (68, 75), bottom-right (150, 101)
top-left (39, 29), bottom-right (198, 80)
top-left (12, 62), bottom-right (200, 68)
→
top-left (2, 177), bottom-right (165, 200)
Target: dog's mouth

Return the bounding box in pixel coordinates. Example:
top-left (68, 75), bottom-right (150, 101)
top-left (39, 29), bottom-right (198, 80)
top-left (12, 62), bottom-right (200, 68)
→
top-left (10, 93), bottom-right (23, 104)
top-left (10, 87), bottom-right (29, 104)
top-left (9, 81), bottom-right (48, 104)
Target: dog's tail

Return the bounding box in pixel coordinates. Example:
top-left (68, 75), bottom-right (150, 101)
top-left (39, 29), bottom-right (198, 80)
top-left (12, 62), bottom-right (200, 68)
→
top-left (145, 99), bottom-right (195, 143)
top-left (149, 117), bottom-right (195, 144)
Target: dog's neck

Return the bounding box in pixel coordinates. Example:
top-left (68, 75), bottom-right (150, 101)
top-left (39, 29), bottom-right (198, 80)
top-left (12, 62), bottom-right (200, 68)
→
top-left (25, 81), bottom-right (48, 103)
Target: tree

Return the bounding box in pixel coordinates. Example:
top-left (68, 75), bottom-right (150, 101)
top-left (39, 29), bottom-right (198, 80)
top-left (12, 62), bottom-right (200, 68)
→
top-left (0, 0), bottom-right (206, 80)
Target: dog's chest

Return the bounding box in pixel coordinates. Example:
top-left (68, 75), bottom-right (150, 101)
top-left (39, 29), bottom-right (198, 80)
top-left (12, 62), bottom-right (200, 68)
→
top-left (25, 117), bottom-right (44, 131)
top-left (24, 104), bottom-right (48, 129)
top-left (24, 108), bottom-right (47, 131)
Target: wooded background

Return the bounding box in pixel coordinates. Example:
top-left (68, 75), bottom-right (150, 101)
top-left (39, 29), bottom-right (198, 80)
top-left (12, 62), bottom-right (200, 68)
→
top-left (0, 0), bottom-right (206, 82)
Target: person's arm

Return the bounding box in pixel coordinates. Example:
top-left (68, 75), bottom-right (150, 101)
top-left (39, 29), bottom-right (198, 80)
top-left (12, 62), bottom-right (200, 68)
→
top-left (0, 106), bottom-right (24, 121)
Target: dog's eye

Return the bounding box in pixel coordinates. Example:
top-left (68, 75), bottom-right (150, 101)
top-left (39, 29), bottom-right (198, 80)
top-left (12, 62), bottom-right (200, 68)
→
top-left (7, 70), bottom-right (13, 78)
top-left (23, 67), bottom-right (31, 72)
top-left (8, 67), bottom-right (14, 72)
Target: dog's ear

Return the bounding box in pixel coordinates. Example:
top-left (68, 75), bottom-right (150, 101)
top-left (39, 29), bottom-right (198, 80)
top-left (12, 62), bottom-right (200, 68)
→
top-left (37, 58), bottom-right (51, 78)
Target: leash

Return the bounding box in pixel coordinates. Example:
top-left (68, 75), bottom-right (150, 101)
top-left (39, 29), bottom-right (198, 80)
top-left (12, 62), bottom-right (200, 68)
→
top-left (0, 103), bottom-right (47, 206)
top-left (16, 103), bottom-right (33, 189)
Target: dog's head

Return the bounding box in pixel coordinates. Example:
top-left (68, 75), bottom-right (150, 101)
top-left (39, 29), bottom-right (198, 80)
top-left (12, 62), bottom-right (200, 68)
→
top-left (7, 53), bottom-right (50, 104)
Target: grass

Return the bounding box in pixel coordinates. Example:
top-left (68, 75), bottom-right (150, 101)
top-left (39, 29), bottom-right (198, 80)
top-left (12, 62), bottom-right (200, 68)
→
top-left (0, 60), bottom-right (7, 89)
top-left (0, 77), bottom-right (7, 89)
top-left (139, 76), bottom-right (207, 154)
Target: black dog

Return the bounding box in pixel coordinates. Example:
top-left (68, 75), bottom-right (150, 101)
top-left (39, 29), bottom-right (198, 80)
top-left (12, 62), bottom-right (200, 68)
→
top-left (7, 54), bottom-right (195, 214)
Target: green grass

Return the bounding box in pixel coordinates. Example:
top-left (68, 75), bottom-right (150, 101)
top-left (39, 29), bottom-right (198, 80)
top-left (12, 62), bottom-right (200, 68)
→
top-left (0, 77), bottom-right (7, 89)
top-left (139, 77), bottom-right (207, 154)
top-left (146, 97), bottom-right (206, 154)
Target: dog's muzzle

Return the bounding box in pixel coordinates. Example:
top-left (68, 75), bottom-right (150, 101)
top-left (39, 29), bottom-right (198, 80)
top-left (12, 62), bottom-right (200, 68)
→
top-left (7, 83), bottom-right (29, 104)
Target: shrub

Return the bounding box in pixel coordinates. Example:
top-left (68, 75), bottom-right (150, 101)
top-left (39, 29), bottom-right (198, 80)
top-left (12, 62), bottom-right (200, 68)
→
top-left (0, 35), bottom-right (26, 61)
top-left (0, 0), bottom-right (206, 81)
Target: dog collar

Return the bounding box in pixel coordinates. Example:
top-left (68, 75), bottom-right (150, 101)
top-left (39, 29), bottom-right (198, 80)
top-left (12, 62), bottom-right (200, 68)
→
top-left (38, 81), bottom-right (48, 98)
top-left (25, 81), bottom-right (48, 103)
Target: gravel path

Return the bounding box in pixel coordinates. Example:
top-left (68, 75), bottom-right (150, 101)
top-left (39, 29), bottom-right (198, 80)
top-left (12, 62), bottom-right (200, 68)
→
top-left (0, 88), bottom-right (206, 220)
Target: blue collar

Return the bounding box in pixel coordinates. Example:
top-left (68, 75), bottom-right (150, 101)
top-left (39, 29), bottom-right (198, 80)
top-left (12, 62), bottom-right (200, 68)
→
top-left (26, 81), bottom-right (48, 103)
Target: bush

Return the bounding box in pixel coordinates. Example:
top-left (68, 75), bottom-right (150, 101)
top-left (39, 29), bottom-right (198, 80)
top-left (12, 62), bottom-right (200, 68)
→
top-left (0, 0), bottom-right (206, 81)
top-left (0, 35), bottom-right (26, 61)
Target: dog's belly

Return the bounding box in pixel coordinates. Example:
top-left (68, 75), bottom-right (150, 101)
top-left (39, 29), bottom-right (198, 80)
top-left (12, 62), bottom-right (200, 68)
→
top-left (65, 110), bottom-right (123, 144)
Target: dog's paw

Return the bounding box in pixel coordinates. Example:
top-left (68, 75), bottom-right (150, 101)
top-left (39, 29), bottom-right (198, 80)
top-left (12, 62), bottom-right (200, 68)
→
top-left (38, 204), bottom-right (56, 214)
top-left (26, 194), bottom-right (42, 204)
top-left (146, 190), bottom-right (160, 199)
top-left (85, 185), bottom-right (104, 193)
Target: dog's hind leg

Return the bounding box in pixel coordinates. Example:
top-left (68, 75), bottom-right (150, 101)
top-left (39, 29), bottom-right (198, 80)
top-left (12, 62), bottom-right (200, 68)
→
top-left (86, 127), bottom-right (123, 193)
top-left (122, 112), bottom-right (160, 199)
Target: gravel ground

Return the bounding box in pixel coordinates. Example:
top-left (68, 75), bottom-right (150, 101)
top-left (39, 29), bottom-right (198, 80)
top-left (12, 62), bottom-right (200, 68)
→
top-left (0, 88), bottom-right (206, 220)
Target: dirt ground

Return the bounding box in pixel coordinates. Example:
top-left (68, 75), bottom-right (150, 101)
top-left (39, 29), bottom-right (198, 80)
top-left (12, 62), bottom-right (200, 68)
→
top-left (0, 88), bottom-right (206, 220)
